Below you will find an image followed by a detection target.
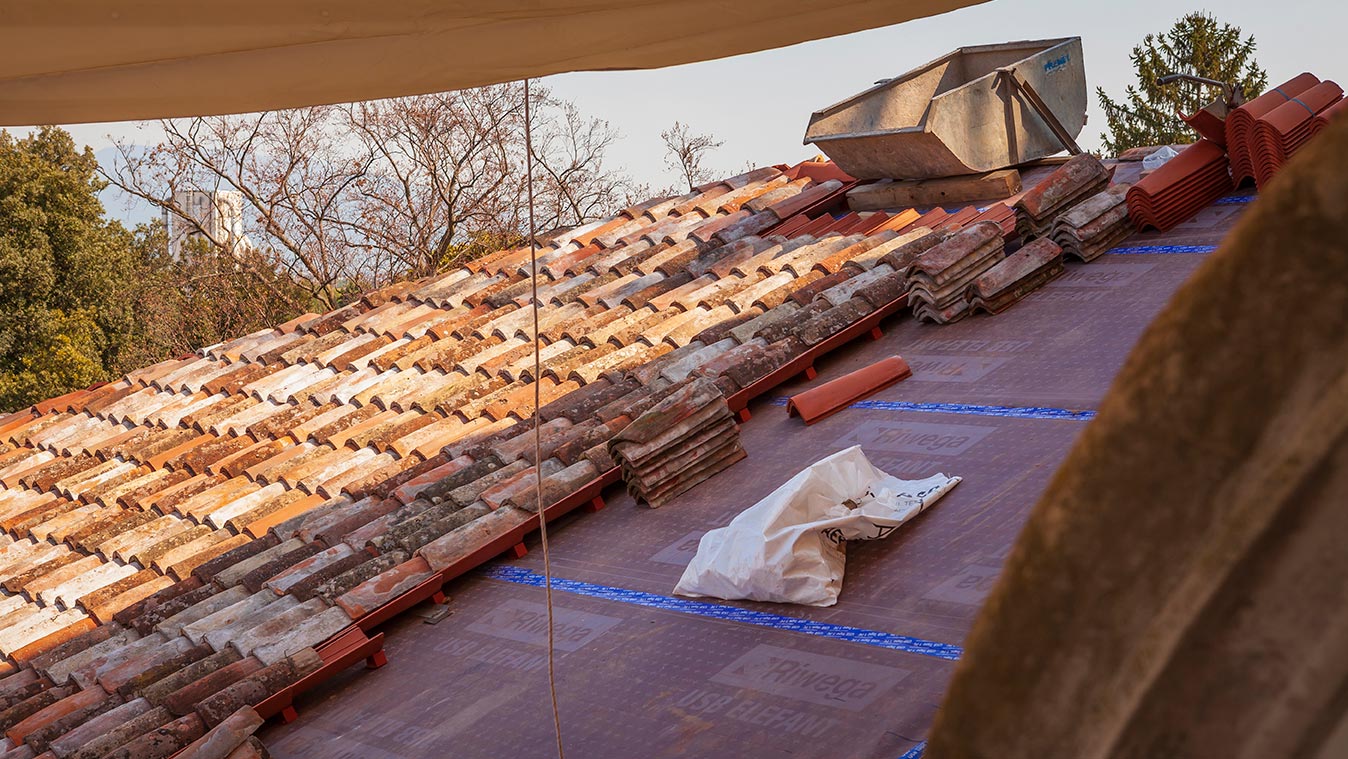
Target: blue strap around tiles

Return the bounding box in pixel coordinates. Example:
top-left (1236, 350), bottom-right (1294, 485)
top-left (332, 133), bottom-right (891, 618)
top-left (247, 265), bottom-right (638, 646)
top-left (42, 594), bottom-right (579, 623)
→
top-left (769, 397), bottom-right (1096, 421)
top-left (1107, 244), bottom-right (1216, 255)
top-left (1214, 194), bottom-right (1257, 205)
top-left (484, 565), bottom-right (964, 662)
top-left (898, 741), bottom-right (927, 759)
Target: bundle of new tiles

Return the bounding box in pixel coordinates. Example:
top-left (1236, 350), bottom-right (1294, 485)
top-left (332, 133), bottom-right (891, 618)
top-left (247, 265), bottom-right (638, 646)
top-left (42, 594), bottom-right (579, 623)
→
top-left (903, 221), bottom-right (1005, 324)
top-left (1225, 73), bottom-right (1343, 186)
top-left (1249, 80), bottom-right (1342, 186)
top-left (608, 378), bottom-right (745, 507)
top-left (1125, 140), bottom-right (1232, 232)
top-left (1013, 153), bottom-right (1112, 240)
top-left (1049, 184), bottom-right (1132, 262)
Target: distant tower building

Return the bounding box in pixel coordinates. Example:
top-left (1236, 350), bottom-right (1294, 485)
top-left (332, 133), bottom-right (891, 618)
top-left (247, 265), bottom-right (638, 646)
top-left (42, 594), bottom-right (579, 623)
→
top-left (167, 190), bottom-right (250, 257)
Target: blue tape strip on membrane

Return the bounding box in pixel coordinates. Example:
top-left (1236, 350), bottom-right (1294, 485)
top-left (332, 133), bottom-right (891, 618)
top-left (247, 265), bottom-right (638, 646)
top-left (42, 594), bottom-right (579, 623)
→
top-left (897, 741), bottom-right (927, 759)
top-left (1108, 244), bottom-right (1216, 255)
top-left (769, 397), bottom-right (1096, 421)
top-left (485, 566), bottom-right (964, 662)
top-left (1214, 194), bottom-right (1257, 205)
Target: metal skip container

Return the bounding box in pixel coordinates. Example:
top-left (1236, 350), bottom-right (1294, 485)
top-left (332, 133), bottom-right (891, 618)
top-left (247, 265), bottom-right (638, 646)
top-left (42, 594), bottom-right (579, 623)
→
top-left (803, 37), bottom-right (1087, 180)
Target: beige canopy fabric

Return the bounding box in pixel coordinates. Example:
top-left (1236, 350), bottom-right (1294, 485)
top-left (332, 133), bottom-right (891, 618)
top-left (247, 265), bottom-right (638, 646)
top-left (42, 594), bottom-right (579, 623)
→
top-left (0, 0), bottom-right (984, 125)
top-left (926, 119), bottom-right (1348, 758)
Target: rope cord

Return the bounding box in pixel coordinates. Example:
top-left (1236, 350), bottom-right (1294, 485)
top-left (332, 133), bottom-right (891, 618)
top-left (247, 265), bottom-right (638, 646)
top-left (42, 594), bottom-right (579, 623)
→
top-left (524, 76), bottom-right (566, 759)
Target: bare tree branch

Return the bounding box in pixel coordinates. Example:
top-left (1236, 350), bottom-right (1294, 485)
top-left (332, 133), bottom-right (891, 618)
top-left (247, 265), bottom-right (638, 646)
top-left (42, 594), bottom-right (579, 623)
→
top-left (103, 83), bottom-right (637, 305)
top-left (661, 121), bottom-right (724, 191)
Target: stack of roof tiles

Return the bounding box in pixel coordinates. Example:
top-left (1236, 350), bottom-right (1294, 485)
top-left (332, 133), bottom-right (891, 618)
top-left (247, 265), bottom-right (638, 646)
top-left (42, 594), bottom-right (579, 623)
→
top-left (1013, 154), bottom-right (1111, 240)
top-left (903, 222), bottom-right (1005, 324)
top-left (1311, 98), bottom-right (1348, 137)
top-left (969, 238), bottom-right (1065, 314)
top-left (1049, 184), bottom-right (1132, 262)
top-left (0, 161), bottom-right (968, 755)
top-left (1127, 72), bottom-right (1345, 224)
top-left (1226, 73), bottom-right (1321, 186)
top-left (1125, 139), bottom-right (1232, 232)
top-left (609, 378), bottom-right (744, 508)
top-left (1248, 80), bottom-right (1343, 186)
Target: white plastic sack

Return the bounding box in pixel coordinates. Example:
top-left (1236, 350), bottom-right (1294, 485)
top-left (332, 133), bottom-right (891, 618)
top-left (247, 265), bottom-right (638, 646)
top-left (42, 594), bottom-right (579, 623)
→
top-left (1143, 145), bottom-right (1179, 172)
top-left (674, 446), bottom-right (960, 607)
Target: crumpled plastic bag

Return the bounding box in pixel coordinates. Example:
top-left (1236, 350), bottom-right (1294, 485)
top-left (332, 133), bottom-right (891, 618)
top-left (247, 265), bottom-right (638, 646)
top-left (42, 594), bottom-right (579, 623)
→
top-left (673, 446), bottom-right (960, 606)
top-left (1143, 145), bottom-right (1179, 172)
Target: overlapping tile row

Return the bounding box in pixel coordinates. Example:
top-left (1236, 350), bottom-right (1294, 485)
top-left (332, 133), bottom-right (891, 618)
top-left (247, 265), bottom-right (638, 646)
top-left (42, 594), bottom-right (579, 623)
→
top-left (773, 197), bottom-right (1017, 244)
top-left (0, 159), bottom-right (987, 757)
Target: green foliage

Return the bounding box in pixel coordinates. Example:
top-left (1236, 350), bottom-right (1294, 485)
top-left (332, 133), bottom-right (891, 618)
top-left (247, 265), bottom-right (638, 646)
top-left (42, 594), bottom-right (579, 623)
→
top-left (1097, 12), bottom-right (1268, 154)
top-left (0, 310), bottom-right (105, 408)
top-left (114, 229), bottom-right (312, 371)
top-left (0, 127), bottom-right (312, 412)
top-left (0, 127), bottom-right (138, 411)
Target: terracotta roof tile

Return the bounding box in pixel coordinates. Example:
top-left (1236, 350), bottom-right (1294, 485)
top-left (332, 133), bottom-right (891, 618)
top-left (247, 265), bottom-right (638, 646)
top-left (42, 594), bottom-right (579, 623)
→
top-left (85, 574), bottom-right (177, 625)
top-left (554, 270), bottom-right (626, 306)
top-left (422, 335), bottom-right (504, 374)
top-left (683, 274), bottom-right (763, 311)
top-left (38, 503), bottom-right (110, 542)
top-left (687, 237), bottom-right (773, 279)
top-left (496, 338), bottom-right (575, 384)
top-left (3, 552), bottom-right (83, 594)
top-left (434, 375), bottom-right (515, 416)
top-left (311, 333), bottom-right (389, 372)
top-left (632, 239), bottom-right (697, 276)
top-left (576, 342), bottom-right (675, 385)
top-left (0, 451), bottom-right (56, 485)
top-left (128, 357), bottom-right (199, 388)
top-left (378, 372), bottom-right (461, 417)
top-left (153, 533), bottom-right (231, 582)
top-left (237, 331), bottom-right (307, 366)
top-left (669, 186), bottom-right (729, 218)
top-left (0, 496), bottom-right (72, 535)
top-left (146, 433), bottom-right (214, 471)
top-left (71, 511), bottom-right (159, 555)
top-left (422, 275), bottom-right (500, 311)
top-left (179, 395), bottom-right (252, 435)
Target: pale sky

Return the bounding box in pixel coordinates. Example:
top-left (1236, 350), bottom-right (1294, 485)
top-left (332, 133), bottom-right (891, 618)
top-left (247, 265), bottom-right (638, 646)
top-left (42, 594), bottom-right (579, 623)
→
top-left (30, 0), bottom-right (1345, 223)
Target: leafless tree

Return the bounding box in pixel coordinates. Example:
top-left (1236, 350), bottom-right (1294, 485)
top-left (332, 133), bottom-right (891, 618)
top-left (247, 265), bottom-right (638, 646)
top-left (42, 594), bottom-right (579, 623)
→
top-left (105, 84), bottom-right (639, 308)
top-left (661, 121), bottom-right (724, 191)
top-left (107, 108), bottom-right (367, 309)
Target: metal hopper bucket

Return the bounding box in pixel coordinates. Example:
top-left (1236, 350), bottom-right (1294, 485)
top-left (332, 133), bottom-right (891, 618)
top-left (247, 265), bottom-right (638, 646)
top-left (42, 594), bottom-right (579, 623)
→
top-left (803, 37), bottom-right (1087, 180)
